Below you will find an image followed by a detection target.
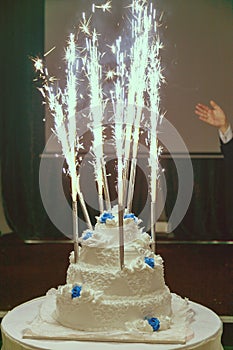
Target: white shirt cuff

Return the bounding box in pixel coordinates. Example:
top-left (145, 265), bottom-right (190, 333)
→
top-left (219, 125), bottom-right (233, 144)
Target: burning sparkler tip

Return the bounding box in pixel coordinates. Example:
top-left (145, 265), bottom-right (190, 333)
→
top-left (31, 56), bottom-right (44, 73)
top-left (105, 69), bottom-right (116, 81)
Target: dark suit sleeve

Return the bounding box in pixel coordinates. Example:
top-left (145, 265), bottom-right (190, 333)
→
top-left (220, 137), bottom-right (233, 237)
top-left (220, 137), bottom-right (233, 161)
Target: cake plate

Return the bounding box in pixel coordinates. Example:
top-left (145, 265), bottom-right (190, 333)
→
top-left (1, 296), bottom-right (223, 350)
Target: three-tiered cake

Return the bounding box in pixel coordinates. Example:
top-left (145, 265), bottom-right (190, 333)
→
top-left (55, 210), bottom-right (172, 333)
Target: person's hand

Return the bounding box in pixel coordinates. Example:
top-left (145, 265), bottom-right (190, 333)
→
top-left (195, 100), bottom-right (229, 134)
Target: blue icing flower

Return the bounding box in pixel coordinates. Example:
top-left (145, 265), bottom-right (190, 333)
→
top-left (99, 212), bottom-right (115, 223)
top-left (146, 317), bottom-right (160, 331)
top-left (144, 257), bottom-right (155, 268)
top-left (124, 213), bottom-right (137, 222)
top-left (71, 285), bottom-right (82, 299)
top-left (83, 231), bottom-right (93, 240)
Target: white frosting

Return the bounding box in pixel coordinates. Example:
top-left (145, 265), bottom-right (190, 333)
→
top-left (55, 211), bottom-right (173, 333)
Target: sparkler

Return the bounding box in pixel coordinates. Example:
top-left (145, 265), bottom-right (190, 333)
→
top-left (85, 27), bottom-right (111, 212)
top-left (126, 2), bottom-right (152, 212)
top-left (33, 34), bottom-right (92, 262)
top-left (34, 0), bottom-right (164, 267)
top-left (147, 34), bottom-right (164, 253)
top-left (53, 33), bottom-right (80, 262)
top-left (112, 36), bottom-right (127, 269)
top-left (110, 0), bottom-right (163, 262)
top-left (65, 34), bottom-right (96, 255)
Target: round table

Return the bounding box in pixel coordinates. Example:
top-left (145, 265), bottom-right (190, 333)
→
top-left (1, 297), bottom-right (223, 350)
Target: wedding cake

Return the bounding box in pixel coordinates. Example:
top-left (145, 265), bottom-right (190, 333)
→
top-left (55, 209), bottom-right (173, 333)
top-left (22, 208), bottom-right (192, 344)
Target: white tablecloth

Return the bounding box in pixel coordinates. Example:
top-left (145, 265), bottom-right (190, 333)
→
top-left (1, 297), bottom-right (223, 350)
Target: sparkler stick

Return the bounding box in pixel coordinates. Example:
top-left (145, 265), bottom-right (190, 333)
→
top-left (126, 3), bottom-right (152, 212)
top-left (72, 199), bottom-right (79, 264)
top-left (118, 204), bottom-right (124, 270)
top-left (122, 2), bottom-right (145, 205)
top-left (147, 26), bottom-right (164, 252)
top-left (113, 38), bottom-right (125, 203)
top-left (58, 33), bottom-right (80, 261)
top-left (126, 107), bottom-right (144, 214)
top-left (112, 36), bottom-right (126, 269)
top-left (39, 70), bottom-right (80, 262)
top-left (86, 27), bottom-right (110, 212)
top-left (101, 158), bottom-right (111, 210)
top-left (77, 175), bottom-right (92, 230)
top-left (149, 122), bottom-right (159, 252)
top-left (126, 156), bottom-right (137, 212)
top-left (150, 200), bottom-right (156, 253)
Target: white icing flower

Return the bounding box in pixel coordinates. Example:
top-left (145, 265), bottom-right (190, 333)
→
top-left (154, 254), bottom-right (163, 265)
top-left (156, 315), bottom-right (172, 330)
top-left (105, 218), bottom-right (118, 226)
top-left (125, 319), bottom-right (153, 333)
top-left (80, 288), bottom-right (103, 303)
top-left (46, 288), bottom-right (57, 297)
top-left (69, 251), bottom-right (75, 263)
top-left (133, 257), bottom-right (145, 271)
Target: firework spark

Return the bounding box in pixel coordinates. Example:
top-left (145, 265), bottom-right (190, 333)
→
top-left (105, 69), bottom-right (115, 81)
top-left (32, 57), bottom-right (44, 73)
top-left (79, 14), bottom-right (92, 36)
top-left (106, 44), bottom-right (116, 54)
top-left (44, 46), bottom-right (56, 57)
top-left (94, 1), bottom-right (112, 13)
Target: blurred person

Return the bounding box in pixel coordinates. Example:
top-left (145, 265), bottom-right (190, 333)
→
top-left (195, 100), bottom-right (233, 159)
